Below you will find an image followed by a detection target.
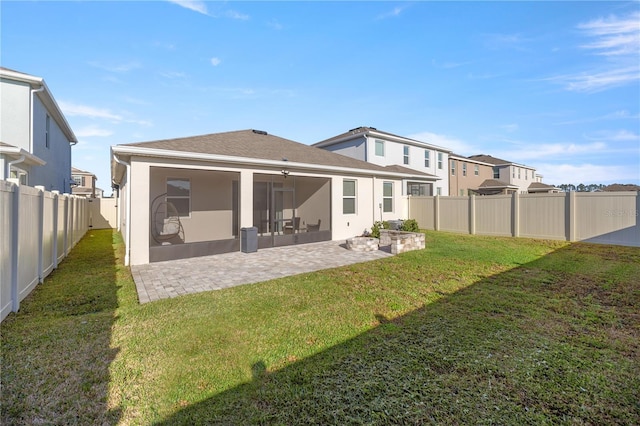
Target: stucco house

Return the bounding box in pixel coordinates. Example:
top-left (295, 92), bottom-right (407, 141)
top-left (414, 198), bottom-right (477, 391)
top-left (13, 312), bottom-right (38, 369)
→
top-left (313, 127), bottom-right (450, 196)
top-left (71, 167), bottom-right (99, 198)
top-left (468, 154), bottom-right (539, 194)
top-left (111, 129), bottom-right (430, 266)
top-left (448, 154), bottom-right (495, 196)
top-left (0, 67), bottom-right (77, 192)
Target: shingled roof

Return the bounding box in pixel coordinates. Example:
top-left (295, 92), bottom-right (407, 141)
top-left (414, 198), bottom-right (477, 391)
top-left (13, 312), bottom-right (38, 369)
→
top-left (467, 154), bottom-right (512, 165)
top-left (115, 129), bottom-right (433, 177)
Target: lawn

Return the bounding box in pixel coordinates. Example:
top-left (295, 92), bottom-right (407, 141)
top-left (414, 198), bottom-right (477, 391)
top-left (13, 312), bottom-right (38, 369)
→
top-left (1, 229), bottom-right (638, 425)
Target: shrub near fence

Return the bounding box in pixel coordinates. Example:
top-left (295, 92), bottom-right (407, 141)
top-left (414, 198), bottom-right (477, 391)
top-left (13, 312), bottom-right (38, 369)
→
top-left (409, 191), bottom-right (640, 247)
top-left (1, 181), bottom-right (91, 322)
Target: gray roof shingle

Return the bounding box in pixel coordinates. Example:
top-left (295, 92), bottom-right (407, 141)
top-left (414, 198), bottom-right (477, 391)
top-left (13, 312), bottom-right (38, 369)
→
top-left (119, 129), bottom-right (419, 175)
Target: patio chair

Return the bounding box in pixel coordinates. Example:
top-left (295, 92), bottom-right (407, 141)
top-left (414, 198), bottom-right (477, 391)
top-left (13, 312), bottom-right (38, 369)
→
top-left (284, 217), bottom-right (301, 234)
top-left (307, 219), bottom-right (321, 232)
top-left (151, 193), bottom-right (184, 244)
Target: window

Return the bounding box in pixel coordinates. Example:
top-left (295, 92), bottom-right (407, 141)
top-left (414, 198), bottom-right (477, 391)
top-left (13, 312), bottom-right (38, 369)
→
top-left (518, 167), bottom-right (521, 179)
top-left (166, 178), bottom-right (191, 217)
top-left (424, 150), bottom-right (430, 167)
top-left (408, 182), bottom-right (429, 196)
top-left (462, 163), bottom-right (467, 176)
top-left (450, 160), bottom-right (456, 175)
top-left (493, 167), bottom-right (500, 179)
top-left (45, 114), bottom-right (50, 148)
top-left (72, 175), bottom-right (83, 186)
top-left (375, 139), bottom-right (385, 156)
top-left (513, 167), bottom-right (515, 178)
top-left (437, 152), bottom-right (443, 170)
top-left (460, 189), bottom-right (465, 196)
top-left (343, 179), bottom-right (356, 214)
top-left (436, 187), bottom-right (442, 195)
top-left (403, 145), bottom-right (409, 165)
top-left (525, 169), bottom-right (528, 180)
top-left (474, 165), bottom-right (479, 176)
top-left (383, 182), bottom-right (393, 212)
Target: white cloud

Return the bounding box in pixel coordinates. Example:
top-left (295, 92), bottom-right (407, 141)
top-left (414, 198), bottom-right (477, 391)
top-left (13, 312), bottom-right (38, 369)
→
top-left (225, 10), bottom-right (249, 20)
top-left (499, 124), bottom-right (519, 133)
top-left (88, 61), bottom-right (141, 73)
top-left (578, 11), bottom-right (640, 56)
top-left (376, 5), bottom-right (409, 20)
top-left (555, 110), bottom-right (640, 125)
top-left (59, 101), bottom-right (152, 127)
top-left (408, 131), bottom-right (477, 154)
top-left (500, 142), bottom-right (608, 161)
top-left (159, 71), bottom-right (188, 79)
top-left (549, 66), bottom-right (639, 93)
top-left (586, 129), bottom-right (640, 142)
top-left (74, 126), bottom-right (113, 138)
top-left (548, 11), bottom-right (640, 93)
top-left (210, 57), bottom-right (222, 67)
top-left (167, 0), bottom-right (208, 15)
top-left (268, 19), bottom-right (283, 31)
top-left (59, 101), bottom-right (123, 121)
top-left (536, 163), bottom-right (639, 185)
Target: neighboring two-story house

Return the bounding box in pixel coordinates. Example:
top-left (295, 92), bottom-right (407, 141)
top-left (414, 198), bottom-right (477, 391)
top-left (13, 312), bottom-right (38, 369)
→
top-left (448, 154), bottom-right (495, 196)
top-left (71, 167), bottom-right (99, 198)
top-left (468, 154), bottom-right (538, 194)
top-left (0, 67), bottom-right (77, 192)
top-left (313, 127), bottom-right (451, 196)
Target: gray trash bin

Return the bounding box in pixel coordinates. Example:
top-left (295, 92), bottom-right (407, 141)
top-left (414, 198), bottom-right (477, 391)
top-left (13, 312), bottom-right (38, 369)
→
top-left (241, 227), bottom-right (258, 253)
top-left (387, 220), bottom-right (404, 231)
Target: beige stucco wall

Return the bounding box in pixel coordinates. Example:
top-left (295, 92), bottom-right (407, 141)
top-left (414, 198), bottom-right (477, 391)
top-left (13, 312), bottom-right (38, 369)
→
top-left (449, 159), bottom-right (494, 196)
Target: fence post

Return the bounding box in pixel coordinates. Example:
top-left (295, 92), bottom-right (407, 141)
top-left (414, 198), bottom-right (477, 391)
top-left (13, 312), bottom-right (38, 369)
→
top-left (63, 194), bottom-right (69, 257)
top-left (35, 185), bottom-right (45, 283)
top-left (512, 192), bottom-right (520, 237)
top-left (10, 183), bottom-right (20, 313)
top-left (567, 191), bottom-right (576, 242)
top-left (469, 195), bottom-right (476, 235)
top-left (434, 195), bottom-right (440, 231)
top-left (52, 191), bottom-right (59, 269)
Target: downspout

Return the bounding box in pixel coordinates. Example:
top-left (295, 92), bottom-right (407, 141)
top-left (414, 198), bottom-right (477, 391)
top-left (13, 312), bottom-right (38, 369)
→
top-left (30, 86), bottom-right (45, 153)
top-left (113, 154), bottom-right (131, 266)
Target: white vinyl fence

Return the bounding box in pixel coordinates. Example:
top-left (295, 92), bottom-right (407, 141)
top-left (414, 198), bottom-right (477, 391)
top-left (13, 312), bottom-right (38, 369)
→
top-left (1, 181), bottom-right (92, 322)
top-left (409, 191), bottom-right (639, 247)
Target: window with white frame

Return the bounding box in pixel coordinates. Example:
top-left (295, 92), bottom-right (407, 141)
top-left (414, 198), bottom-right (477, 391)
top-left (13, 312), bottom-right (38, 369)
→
top-left (167, 178), bottom-right (191, 217)
top-left (436, 187), bottom-right (442, 195)
top-left (462, 163), bottom-right (467, 176)
top-left (72, 175), bottom-right (83, 186)
top-left (403, 145), bottom-right (409, 165)
top-left (383, 181), bottom-right (393, 212)
top-left (45, 114), bottom-right (50, 149)
top-left (518, 167), bottom-right (521, 179)
top-left (525, 169), bottom-right (528, 180)
top-left (343, 179), bottom-right (356, 214)
top-left (474, 165), bottom-right (479, 175)
top-left (438, 152), bottom-right (443, 169)
top-left (450, 160), bottom-right (456, 175)
top-left (375, 139), bottom-right (385, 156)
top-left (424, 150), bottom-right (430, 167)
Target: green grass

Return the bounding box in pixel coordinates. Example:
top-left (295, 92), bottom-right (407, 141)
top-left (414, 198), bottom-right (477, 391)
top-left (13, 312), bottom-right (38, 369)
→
top-left (1, 230), bottom-right (639, 425)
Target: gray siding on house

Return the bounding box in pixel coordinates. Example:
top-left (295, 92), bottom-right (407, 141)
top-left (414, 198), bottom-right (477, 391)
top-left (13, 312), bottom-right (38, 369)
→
top-left (320, 136), bottom-right (367, 162)
top-left (0, 78), bottom-right (31, 150)
top-left (30, 96), bottom-right (73, 193)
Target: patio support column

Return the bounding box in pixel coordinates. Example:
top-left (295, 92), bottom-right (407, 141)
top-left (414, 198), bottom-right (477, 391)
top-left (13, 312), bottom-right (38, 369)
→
top-left (239, 170), bottom-right (253, 228)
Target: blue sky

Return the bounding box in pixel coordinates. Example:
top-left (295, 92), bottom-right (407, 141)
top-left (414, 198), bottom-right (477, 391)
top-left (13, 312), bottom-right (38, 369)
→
top-left (2, 1), bottom-right (639, 194)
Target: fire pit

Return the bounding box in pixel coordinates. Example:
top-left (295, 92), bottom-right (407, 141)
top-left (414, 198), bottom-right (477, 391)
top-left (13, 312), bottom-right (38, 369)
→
top-left (346, 237), bottom-right (380, 252)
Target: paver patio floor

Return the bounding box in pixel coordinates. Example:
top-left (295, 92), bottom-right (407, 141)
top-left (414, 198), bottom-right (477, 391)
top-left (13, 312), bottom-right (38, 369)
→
top-left (131, 241), bottom-right (393, 303)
